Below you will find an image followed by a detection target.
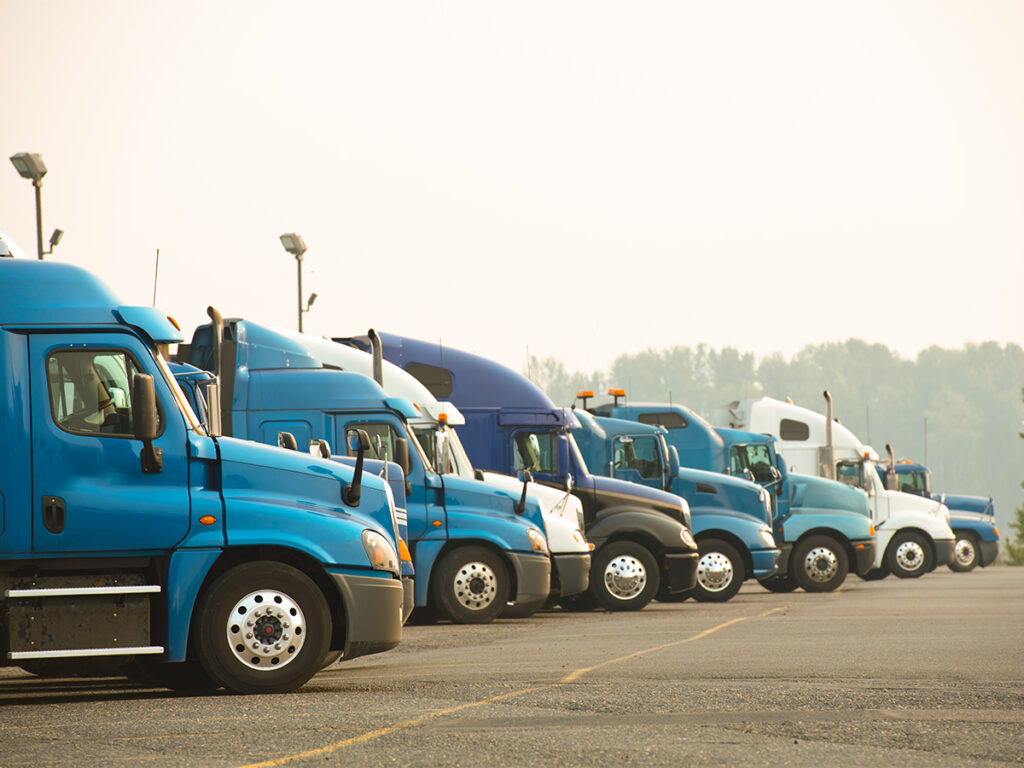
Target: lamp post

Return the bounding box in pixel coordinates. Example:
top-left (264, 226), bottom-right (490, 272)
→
top-left (279, 233), bottom-right (311, 332)
top-left (9, 152), bottom-right (62, 260)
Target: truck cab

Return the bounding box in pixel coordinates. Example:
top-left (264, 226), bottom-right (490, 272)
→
top-left (569, 404), bottom-right (780, 601)
top-left (338, 333), bottom-right (701, 613)
top-left (590, 398), bottom-right (877, 592)
top-left (877, 461), bottom-right (998, 572)
top-left (716, 394), bottom-right (955, 579)
top-left (179, 320), bottom-right (552, 624)
top-left (0, 260), bottom-right (403, 694)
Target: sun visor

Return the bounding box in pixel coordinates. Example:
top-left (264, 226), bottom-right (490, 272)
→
top-left (420, 401), bottom-right (466, 425)
top-left (116, 306), bottom-right (185, 344)
top-left (384, 396), bottom-right (422, 420)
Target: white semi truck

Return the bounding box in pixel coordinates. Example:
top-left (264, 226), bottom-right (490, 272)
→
top-left (714, 392), bottom-right (955, 579)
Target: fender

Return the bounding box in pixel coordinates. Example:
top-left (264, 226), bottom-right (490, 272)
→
top-left (780, 508), bottom-right (873, 543)
top-left (586, 507), bottom-right (689, 553)
top-left (689, 506), bottom-right (772, 550)
top-left (165, 548), bottom-right (221, 661)
top-left (949, 516), bottom-right (999, 543)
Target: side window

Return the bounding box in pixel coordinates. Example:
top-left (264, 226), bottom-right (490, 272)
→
top-left (513, 431), bottom-right (556, 473)
top-left (46, 349), bottom-right (157, 437)
top-left (613, 436), bottom-right (661, 479)
top-left (638, 411), bottom-right (687, 429)
top-left (345, 422), bottom-right (401, 462)
top-left (404, 362), bottom-right (454, 399)
top-left (779, 418), bottom-right (809, 441)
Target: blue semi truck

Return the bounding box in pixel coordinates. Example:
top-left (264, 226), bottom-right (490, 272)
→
top-left (337, 333), bottom-right (701, 612)
top-left (877, 461), bottom-right (998, 572)
top-left (567, 401), bottom-right (780, 601)
top-left (590, 397), bottom-right (876, 593)
top-left (177, 320), bottom-right (554, 624)
top-left (0, 259), bottom-right (404, 693)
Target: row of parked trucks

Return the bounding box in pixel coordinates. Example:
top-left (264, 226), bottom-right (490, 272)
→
top-left (0, 257), bottom-right (998, 695)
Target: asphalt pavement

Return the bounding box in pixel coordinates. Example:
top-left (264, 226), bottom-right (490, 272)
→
top-left (1, 567), bottom-right (1022, 767)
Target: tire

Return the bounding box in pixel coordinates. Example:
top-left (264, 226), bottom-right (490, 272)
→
top-left (195, 562), bottom-right (332, 694)
top-left (691, 538), bottom-right (744, 603)
top-left (500, 596), bottom-right (546, 619)
top-left (886, 531), bottom-right (935, 578)
top-left (656, 589), bottom-right (692, 603)
top-left (858, 566), bottom-right (890, 581)
top-left (589, 541), bottom-right (660, 612)
top-left (558, 592), bottom-right (595, 612)
top-left (431, 546), bottom-right (510, 624)
top-left (791, 535), bottom-right (849, 593)
top-left (949, 533), bottom-right (980, 573)
top-left (129, 658), bottom-right (219, 692)
top-left (758, 574), bottom-right (798, 593)
top-left (320, 651), bottom-right (343, 670)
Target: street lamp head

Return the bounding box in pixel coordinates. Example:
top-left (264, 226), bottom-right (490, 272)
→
top-left (307, 292), bottom-right (318, 309)
top-left (49, 229), bottom-right (64, 248)
top-left (279, 232), bottom-right (307, 258)
top-left (10, 153), bottom-right (47, 183)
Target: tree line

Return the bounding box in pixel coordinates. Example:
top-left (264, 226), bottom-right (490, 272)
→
top-left (526, 339), bottom-right (1024, 558)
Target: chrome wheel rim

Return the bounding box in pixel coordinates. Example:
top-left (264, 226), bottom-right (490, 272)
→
top-left (226, 589), bottom-right (305, 671)
top-left (696, 552), bottom-right (734, 593)
top-left (452, 561), bottom-right (498, 611)
top-left (803, 546), bottom-right (838, 583)
top-left (954, 538), bottom-right (976, 567)
top-left (603, 555), bottom-right (648, 600)
top-left (895, 540), bottom-right (926, 572)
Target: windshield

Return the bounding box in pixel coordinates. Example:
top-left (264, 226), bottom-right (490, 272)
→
top-left (567, 433), bottom-right (590, 476)
top-left (835, 459), bottom-right (867, 490)
top-left (156, 349), bottom-right (204, 434)
top-left (729, 443), bottom-right (775, 483)
top-left (898, 469), bottom-right (931, 495)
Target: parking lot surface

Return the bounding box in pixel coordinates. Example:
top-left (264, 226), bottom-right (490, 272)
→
top-left (1, 567), bottom-right (1022, 767)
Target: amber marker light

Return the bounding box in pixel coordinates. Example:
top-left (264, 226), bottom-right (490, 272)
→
top-left (432, 520), bottom-right (443, 527)
top-left (607, 388), bottom-right (626, 397)
top-left (994, 527), bottom-right (1000, 537)
top-left (167, 316), bottom-right (181, 331)
top-left (399, 539), bottom-right (412, 562)
top-left (870, 524), bottom-right (875, 536)
top-left (199, 515), bottom-right (217, 526)
top-left (576, 390), bottom-right (594, 399)
top-left (438, 412), bottom-right (448, 425)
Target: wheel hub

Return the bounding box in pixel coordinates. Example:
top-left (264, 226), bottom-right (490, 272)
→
top-left (954, 539), bottom-right (976, 567)
top-left (696, 552), bottom-right (733, 592)
top-left (803, 546), bottom-right (838, 583)
top-left (453, 562), bottom-right (498, 611)
top-left (603, 555), bottom-right (647, 600)
top-left (226, 589), bottom-right (305, 671)
top-left (895, 540), bottom-right (925, 571)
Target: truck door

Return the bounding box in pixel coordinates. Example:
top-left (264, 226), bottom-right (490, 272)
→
top-left (29, 333), bottom-right (191, 553)
top-left (511, 429), bottom-right (564, 488)
top-left (610, 435), bottom-right (663, 489)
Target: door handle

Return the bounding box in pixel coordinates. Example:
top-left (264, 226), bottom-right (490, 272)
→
top-left (42, 496), bottom-right (66, 534)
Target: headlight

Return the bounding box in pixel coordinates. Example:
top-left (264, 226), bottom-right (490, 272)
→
top-left (759, 528), bottom-right (776, 548)
top-left (680, 527), bottom-right (696, 549)
top-left (362, 530), bottom-right (399, 575)
top-left (526, 528), bottom-right (549, 554)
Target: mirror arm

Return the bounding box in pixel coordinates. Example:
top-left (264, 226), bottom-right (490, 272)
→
top-left (514, 470), bottom-right (532, 515)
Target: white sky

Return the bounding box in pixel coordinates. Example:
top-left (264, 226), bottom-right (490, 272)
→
top-left (3, 1), bottom-right (1022, 373)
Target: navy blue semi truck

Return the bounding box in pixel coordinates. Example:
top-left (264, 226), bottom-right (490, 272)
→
top-left (590, 397), bottom-right (876, 593)
top-left (338, 333), bottom-right (701, 612)
top-left (0, 260), bottom-right (404, 693)
top-left (877, 461), bottom-right (998, 572)
top-left (178, 320), bottom-right (553, 624)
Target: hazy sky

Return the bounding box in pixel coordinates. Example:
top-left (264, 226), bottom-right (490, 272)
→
top-left (3, 1), bottom-right (1022, 373)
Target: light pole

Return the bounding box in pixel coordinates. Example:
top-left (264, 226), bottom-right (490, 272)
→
top-left (9, 152), bottom-right (62, 260)
top-left (279, 233), bottom-right (311, 332)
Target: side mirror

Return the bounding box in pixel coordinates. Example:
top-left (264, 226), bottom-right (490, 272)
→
top-left (132, 373), bottom-right (163, 474)
top-left (309, 438), bottom-right (331, 459)
top-left (395, 437), bottom-right (413, 495)
top-left (770, 465), bottom-right (781, 481)
top-left (278, 432), bottom-right (298, 451)
top-left (515, 470), bottom-right (533, 515)
top-left (742, 467), bottom-right (755, 482)
top-left (343, 429), bottom-right (371, 506)
top-left (667, 446), bottom-right (680, 492)
top-left (564, 472), bottom-right (574, 492)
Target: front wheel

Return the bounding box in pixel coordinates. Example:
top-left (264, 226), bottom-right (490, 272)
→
top-left (886, 532), bottom-right (935, 578)
top-left (758, 573), bottom-right (798, 593)
top-left (195, 561), bottom-right (332, 694)
top-left (792, 535), bottom-right (849, 592)
top-left (431, 546), bottom-right (510, 624)
top-left (949, 534), bottom-right (979, 572)
top-left (858, 566), bottom-right (890, 581)
top-left (691, 538), bottom-right (744, 602)
top-left (589, 541), bottom-right (660, 611)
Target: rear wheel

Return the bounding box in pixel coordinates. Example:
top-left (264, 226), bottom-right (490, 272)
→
top-left (589, 541), bottom-right (659, 611)
top-left (691, 539), bottom-right (744, 602)
top-left (886, 532), bottom-right (934, 578)
top-left (195, 561), bottom-right (331, 694)
top-left (949, 533), bottom-right (979, 572)
top-left (758, 573), bottom-right (798, 593)
top-left (431, 546), bottom-right (509, 624)
top-left (792, 535), bottom-right (849, 592)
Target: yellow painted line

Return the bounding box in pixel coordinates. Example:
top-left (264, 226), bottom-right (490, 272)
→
top-left (239, 606), bottom-right (786, 768)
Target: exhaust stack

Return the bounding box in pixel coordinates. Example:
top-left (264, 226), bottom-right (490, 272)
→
top-left (823, 390), bottom-right (835, 480)
top-left (205, 306), bottom-right (224, 437)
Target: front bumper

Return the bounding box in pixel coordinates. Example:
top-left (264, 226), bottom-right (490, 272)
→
top-left (663, 548), bottom-right (699, 593)
top-left (750, 547), bottom-right (782, 580)
top-left (507, 551), bottom-right (552, 606)
top-left (551, 551), bottom-right (591, 598)
top-left (329, 572), bottom-right (403, 661)
top-left (774, 542), bottom-right (794, 577)
top-left (851, 538), bottom-right (877, 575)
top-left (979, 539), bottom-right (1000, 568)
top-left (933, 538), bottom-right (956, 569)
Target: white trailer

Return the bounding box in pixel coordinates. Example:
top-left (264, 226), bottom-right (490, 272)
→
top-left (714, 393), bottom-right (954, 578)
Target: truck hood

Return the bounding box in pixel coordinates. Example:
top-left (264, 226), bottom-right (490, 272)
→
top-left (884, 488), bottom-right (951, 527)
top-left (589, 474), bottom-right (690, 527)
top-left (936, 493), bottom-right (994, 518)
top-left (482, 471), bottom-right (588, 552)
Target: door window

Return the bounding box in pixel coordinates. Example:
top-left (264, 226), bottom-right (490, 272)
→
top-left (345, 422), bottom-right (402, 462)
top-left (730, 443), bottom-right (774, 482)
top-left (513, 431), bottom-right (557, 474)
top-left (46, 349), bottom-right (158, 437)
top-left (613, 435), bottom-right (662, 479)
